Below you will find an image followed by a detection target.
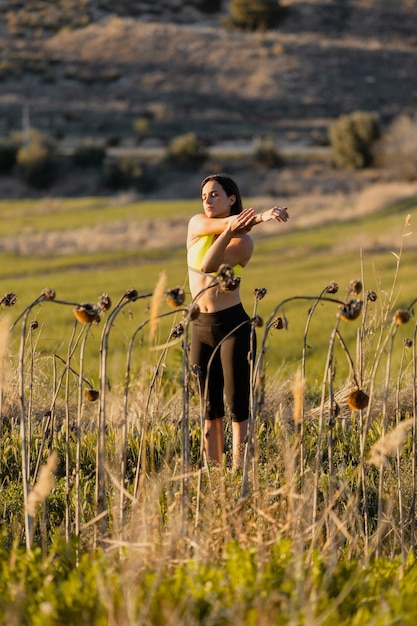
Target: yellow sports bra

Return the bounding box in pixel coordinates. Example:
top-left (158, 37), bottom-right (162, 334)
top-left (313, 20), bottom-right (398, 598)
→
top-left (187, 234), bottom-right (244, 277)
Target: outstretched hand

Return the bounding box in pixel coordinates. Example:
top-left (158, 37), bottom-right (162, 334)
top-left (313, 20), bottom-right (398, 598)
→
top-left (261, 206), bottom-right (289, 223)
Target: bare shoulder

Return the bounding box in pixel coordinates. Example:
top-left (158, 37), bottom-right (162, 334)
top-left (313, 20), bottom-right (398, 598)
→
top-left (187, 214), bottom-right (205, 248)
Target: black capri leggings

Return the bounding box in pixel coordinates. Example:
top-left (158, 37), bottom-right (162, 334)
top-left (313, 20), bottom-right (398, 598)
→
top-left (190, 303), bottom-right (254, 423)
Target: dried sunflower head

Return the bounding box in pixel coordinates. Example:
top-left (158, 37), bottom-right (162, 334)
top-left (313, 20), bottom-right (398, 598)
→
top-left (252, 315), bottom-right (264, 328)
top-left (394, 309), bottom-right (411, 325)
top-left (170, 323), bottom-right (184, 339)
top-left (326, 281), bottom-right (339, 294)
top-left (347, 388), bottom-right (369, 411)
top-left (253, 287), bottom-right (267, 301)
top-left (97, 293), bottom-right (112, 313)
top-left (41, 288), bottom-right (56, 299)
top-left (271, 316), bottom-right (288, 330)
top-left (337, 299), bottom-right (362, 321)
top-left (85, 389), bottom-right (99, 402)
top-left (348, 279), bottom-right (362, 296)
top-left (216, 264), bottom-right (240, 292)
top-left (182, 303), bottom-right (200, 322)
top-left (366, 290), bottom-right (377, 302)
top-left (166, 287), bottom-right (186, 308)
top-left (73, 303), bottom-right (101, 324)
top-left (124, 288), bottom-right (138, 301)
top-left (0, 292), bottom-right (17, 308)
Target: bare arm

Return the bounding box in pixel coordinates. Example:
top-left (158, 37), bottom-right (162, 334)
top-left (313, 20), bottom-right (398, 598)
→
top-left (253, 206), bottom-right (289, 224)
top-left (188, 206), bottom-right (289, 243)
top-left (198, 211), bottom-right (258, 273)
top-left (199, 228), bottom-right (254, 274)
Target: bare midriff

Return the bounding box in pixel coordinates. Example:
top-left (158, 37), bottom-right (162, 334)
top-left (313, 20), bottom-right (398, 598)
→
top-left (188, 269), bottom-right (242, 313)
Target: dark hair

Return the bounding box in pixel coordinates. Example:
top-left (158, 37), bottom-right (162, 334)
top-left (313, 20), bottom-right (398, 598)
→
top-left (200, 174), bottom-right (243, 215)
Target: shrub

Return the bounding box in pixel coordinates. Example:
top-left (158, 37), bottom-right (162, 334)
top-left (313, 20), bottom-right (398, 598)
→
top-left (253, 136), bottom-right (283, 167)
top-left (165, 132), bottom-right (208, 170)
top-left (379, 113), bottom-right (417, 181)
top-left (101, 156), bottom-right (157, 192)
top-left (16, 130), bottom-right (58, 188)
top-left (72, 141), bottom-right (106, 168)
top-left (198, 0), bottom-right (222, 13)
top-left (133, 117), bottom-right (150, 144)
top-left (225, 0), bottom-right (286, 31)
top-left (0, 137), bottom-right (18, 173)
top-left (329, 111), bottom-right (380, 169)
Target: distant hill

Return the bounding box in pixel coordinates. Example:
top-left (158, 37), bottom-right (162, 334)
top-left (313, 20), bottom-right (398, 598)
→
top-left (0, 0), bottom-right (416, 197)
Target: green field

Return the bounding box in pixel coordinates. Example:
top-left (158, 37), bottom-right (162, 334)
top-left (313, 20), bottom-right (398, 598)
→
top-left (2, 193), bottom-right (417, 625)
top-left (2, 193), bottom-right (417, 384)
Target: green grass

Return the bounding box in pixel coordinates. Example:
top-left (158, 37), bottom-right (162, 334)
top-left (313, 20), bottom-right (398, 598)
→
top-left (2, 194), bottom-right (417, 625)
top-left (0, 197), bottom-right (194, 235)
top-left (2, 194), bottom-right (417, 383)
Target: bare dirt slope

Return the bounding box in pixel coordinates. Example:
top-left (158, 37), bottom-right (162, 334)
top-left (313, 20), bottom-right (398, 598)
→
top-left (0, 0), bottom-right (416, 203)
top-left (1, 1), bottom-right (416, 141)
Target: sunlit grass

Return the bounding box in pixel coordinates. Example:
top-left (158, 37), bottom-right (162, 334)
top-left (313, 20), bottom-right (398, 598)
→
top-left (2, 194), bottom-right (417, 624)
top-left (2, 193), bottom-right (417, 382)
top-left (0, 197), bottom-right (195, 235)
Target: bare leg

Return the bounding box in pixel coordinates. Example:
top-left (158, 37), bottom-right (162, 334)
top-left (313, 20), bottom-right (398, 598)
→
top-left (232, 419), bottom-right (248, 470)
top-left (205, 417), bottom-right (224, 464)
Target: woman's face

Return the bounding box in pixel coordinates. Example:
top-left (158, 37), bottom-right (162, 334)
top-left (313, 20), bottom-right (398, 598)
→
top-left (201, 180), bottom-right (236, 219)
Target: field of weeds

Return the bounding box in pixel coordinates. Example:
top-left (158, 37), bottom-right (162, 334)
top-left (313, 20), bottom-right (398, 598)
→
top-left (2, 188), bottom-right (417, 624)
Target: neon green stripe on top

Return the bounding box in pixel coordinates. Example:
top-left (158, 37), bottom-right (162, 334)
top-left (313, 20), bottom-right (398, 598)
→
top-left (187, 234), bottom-right (244, 277)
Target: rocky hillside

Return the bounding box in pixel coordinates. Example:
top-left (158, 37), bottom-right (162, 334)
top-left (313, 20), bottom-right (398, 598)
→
top-left (0, 0), bottom-right (416, 198)
top-left (0, 0), bottom-right (416, 136)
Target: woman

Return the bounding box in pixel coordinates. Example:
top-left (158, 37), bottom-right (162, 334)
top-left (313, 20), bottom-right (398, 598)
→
top-left (187, 174), bottom-right (289, 469)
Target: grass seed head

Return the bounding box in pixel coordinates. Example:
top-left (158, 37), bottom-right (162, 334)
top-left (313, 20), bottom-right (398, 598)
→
top-left (0, 315), bottom-right (11, 390)
top-left (291, 368), bottom-right (305, 425)
top-left (394, 309), bottom-right (411, 325)
top-left (368, 419), bottom-right (413, 467)
top-left (347, 388), bottom-right (369, 411)
top-left (150, 271), bottom-right (167, 341)
top-left (26, 451), bottom-right (58, 518)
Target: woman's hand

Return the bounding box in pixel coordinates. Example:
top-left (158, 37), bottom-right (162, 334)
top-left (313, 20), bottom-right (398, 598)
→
top-left (229, 208), bottom-right (257, 234)
top-left (260, 206), bottom-right (289, 223)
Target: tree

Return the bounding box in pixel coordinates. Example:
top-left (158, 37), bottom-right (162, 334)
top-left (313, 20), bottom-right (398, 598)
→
top-left (226, 0), bottom-right (286, 31)
top-left (329, 111), bottom-right (380, 170)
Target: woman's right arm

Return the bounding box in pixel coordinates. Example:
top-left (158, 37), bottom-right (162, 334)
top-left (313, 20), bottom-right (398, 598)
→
top-left (187, 209), bottom-right (257, 245)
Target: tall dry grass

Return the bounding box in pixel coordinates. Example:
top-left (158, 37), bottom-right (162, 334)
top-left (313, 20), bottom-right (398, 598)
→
top-left (1, 214), bottom-right (417, 581)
